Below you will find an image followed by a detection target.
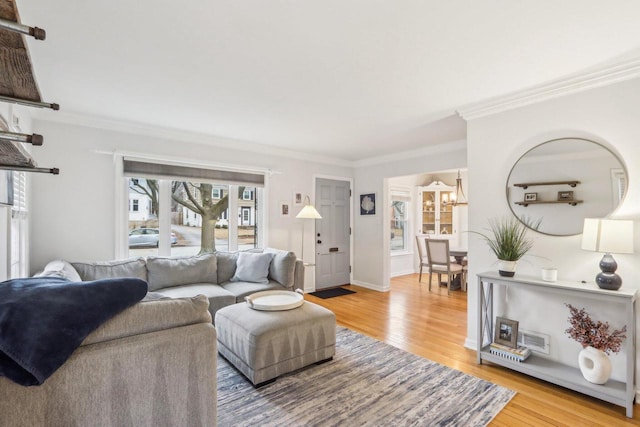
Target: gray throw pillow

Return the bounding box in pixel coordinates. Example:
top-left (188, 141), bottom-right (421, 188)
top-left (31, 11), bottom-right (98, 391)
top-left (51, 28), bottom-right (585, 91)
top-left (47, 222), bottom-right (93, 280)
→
top-left (230, 252), bottom-right (274, 284)
top-left (146, 253), bottom-right (217, 291)
top-left (216, 251), bottom-right (239, 283)
top-left (264, 248), bottom-right (297, 288)
top-left (71, 258), bottom-right (147, 282)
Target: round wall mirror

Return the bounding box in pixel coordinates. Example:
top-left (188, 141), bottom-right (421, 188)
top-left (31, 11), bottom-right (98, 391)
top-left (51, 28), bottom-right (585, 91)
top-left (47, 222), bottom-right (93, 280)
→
top-left (506, 138), bottom-right (627, 236)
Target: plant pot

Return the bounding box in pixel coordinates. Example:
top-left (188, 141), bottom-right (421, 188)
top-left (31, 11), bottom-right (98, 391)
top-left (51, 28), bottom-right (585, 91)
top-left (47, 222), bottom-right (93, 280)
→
top-left (578, 346), bottom-right (611, 384)
top-left (498, 260), bottom-right (517, 277)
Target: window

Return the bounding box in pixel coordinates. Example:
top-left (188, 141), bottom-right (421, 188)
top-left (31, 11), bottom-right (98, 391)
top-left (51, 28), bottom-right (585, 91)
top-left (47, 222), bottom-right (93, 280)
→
top-left (10, 171), bottom-right (28, 278)
top-left (132, 199), bottom-right (139, 212)
top-left (124, 160), bottom-right (265, 256)
top-left (390, 191), bottom-right (410, 253)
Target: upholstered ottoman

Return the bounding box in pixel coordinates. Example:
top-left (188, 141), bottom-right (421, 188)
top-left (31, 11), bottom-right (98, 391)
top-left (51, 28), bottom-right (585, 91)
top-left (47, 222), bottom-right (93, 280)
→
top-left (215, 301), bottom-right (336, 386)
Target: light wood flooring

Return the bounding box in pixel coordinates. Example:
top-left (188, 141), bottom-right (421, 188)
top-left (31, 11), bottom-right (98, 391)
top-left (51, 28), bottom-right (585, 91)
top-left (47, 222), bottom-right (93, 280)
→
top-left (305, 273), bottom-right (640, 426)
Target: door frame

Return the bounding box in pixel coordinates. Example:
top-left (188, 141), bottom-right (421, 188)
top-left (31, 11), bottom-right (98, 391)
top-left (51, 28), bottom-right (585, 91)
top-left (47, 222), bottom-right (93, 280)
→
top-left (312, 174), bottom-right (354, 286)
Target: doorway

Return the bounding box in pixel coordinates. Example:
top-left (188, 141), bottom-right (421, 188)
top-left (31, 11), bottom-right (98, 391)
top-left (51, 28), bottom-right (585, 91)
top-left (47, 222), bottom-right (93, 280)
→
top-left (315, 177), bottom-right (351, 290)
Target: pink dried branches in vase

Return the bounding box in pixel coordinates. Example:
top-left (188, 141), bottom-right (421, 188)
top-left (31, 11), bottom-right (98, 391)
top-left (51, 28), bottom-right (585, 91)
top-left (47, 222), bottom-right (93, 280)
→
top-left (564, 303), bottom-right (626, 354)
top-left (565, 303), bottom-right (627, 384)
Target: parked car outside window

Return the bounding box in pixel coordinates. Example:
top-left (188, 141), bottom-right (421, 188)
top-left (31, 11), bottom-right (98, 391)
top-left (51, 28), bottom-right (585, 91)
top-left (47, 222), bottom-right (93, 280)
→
top-left (128, 228), bottom-right (177, 247)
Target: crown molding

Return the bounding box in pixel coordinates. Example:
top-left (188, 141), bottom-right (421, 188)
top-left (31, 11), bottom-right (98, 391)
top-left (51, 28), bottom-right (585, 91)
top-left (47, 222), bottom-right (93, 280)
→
top-left (456, 56), bottom-right (640, 121)
top-left (353, 139), bottom-right (466, 168)
top-left (32, 110), bottom-right (354, 168)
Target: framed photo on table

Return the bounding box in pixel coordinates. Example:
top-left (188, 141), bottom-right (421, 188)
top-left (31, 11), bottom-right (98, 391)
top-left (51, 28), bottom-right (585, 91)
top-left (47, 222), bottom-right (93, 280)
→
top-left (494, 316), bottom-right (519, 348)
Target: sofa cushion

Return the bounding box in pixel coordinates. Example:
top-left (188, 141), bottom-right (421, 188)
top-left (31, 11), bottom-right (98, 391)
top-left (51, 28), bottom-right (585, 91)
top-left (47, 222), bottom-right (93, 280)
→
top-left (82, 294), bottom-right (212, 346)
top-left (146, 254), bottom-right (217, 291)
top-left (231, 252), bottom-right (273, 284)
top-left (71, 258), bottom-right (147, 282)
top-left (264, 248), bottom-right (297, 289)
top-left (221, 280), bottom-right (286, 303)
top-left (154, 283), bottom-right (236, 320)
top-left (34, 260), bottom-right (82, 282)
top-left (216, 251), bottom-right (238, 283)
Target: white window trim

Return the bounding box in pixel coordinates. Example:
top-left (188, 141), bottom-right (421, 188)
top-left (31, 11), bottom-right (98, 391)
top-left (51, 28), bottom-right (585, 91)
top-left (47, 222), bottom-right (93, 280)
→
top-left (390, 189), bottom-right (411, 255)
top-left (113, 152), bottom-right (274, 258)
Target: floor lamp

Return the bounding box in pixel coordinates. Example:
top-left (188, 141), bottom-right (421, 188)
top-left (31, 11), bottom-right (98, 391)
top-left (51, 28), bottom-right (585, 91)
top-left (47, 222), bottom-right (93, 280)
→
top-left (296, 196), bottom-right (322, 263)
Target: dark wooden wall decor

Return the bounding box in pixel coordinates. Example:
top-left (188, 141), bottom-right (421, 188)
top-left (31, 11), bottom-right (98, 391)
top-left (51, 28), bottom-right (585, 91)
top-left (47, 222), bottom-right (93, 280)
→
top-left (0, 0), bottom-right (59, 174)
top-left (0, 0), bottom-right (41, 102)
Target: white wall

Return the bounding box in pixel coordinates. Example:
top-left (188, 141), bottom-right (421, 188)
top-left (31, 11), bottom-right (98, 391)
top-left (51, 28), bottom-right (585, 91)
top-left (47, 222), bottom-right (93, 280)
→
top-left (466, 77), bottom-right (640, 383)
top-left (28, 120), bottom-right (352, 273)
top-left (352, 144), bottom-right (467, 291)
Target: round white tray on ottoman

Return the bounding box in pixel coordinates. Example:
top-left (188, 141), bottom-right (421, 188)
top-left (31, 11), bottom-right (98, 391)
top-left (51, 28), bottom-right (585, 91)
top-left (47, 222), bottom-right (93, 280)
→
top-left (245, 289), bottom-right (304, 311)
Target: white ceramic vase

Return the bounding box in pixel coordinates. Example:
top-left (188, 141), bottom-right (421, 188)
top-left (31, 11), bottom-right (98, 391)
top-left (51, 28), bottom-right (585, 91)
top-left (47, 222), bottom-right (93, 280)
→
top-left (498, 260), bottom-right (517, 277)
top-left (578, 346), bottom-right (612, 384)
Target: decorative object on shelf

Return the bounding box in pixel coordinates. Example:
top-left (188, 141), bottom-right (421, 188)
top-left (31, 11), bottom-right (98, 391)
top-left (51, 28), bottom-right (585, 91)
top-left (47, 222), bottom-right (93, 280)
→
top-left (524, 192), bottom-right (537, 202)
top-left (471, 216), bottom-right (539, 277)
top-left (581, 218), bottom-right (634, 290)
top-left (557, 191), bottom-right (574, 201)
top-left (565, 303), bottom-right (626, 384)
top-left (295, 195), bottom-right (322, 262)
top-left (541, 267), bottom-right (557, 282)
top-left (494, 316), bottom-right (519, 348)
top-left (489, 342), bottom-right (531, 362)
top-left (359, 193), bottom-right (376, 215)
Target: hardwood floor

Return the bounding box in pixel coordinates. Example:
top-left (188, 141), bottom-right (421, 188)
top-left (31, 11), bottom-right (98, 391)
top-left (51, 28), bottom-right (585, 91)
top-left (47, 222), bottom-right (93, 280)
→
top-left (305, 274), bottom-right (640, 426)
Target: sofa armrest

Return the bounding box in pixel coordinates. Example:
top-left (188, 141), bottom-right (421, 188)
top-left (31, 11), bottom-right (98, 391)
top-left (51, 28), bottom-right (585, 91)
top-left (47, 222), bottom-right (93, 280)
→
top-left (293, 260), bottom-right (305, 291)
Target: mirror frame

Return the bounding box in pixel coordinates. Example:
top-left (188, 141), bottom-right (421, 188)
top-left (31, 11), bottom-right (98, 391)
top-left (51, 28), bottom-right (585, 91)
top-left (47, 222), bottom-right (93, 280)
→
top-left (505, 137), bottom-right (628, 237)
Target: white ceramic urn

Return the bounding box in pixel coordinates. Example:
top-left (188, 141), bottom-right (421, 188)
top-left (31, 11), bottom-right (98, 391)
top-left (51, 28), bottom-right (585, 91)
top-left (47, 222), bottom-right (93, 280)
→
top-left (578, 346), bottom-right (612, 384)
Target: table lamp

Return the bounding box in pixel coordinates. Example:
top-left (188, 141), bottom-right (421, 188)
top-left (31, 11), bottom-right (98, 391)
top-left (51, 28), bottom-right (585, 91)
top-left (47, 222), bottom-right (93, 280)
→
top-left (296, 196), bottom-right (322, 262)
top-left (581, 218), bottom-right (634, 290)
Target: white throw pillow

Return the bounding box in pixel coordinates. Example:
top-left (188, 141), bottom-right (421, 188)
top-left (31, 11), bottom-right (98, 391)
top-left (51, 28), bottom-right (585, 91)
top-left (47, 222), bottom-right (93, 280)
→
top-left (230, 252), bottom-right (274, 284)
top-left (34, 260), bottom-right (82, 282)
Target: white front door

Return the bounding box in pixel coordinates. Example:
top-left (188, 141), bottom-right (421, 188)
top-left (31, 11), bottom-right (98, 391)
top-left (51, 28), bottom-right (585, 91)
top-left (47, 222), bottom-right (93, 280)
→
top-left (315, 178), bottom-right (351, 289)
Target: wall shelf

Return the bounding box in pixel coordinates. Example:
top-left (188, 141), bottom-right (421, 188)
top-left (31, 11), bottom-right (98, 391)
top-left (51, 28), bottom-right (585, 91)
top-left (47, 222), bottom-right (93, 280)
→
top-left (515, 200), bottom-right (583, 207)
top-left (476, 272), bottom-right (637, 418)
top-left (513, 180), bottom-right (580, 189)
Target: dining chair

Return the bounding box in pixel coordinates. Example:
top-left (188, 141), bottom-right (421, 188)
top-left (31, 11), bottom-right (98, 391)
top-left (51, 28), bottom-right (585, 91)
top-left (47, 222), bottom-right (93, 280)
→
top-left (415, 236), bottom-right (430, 282)
top-left (425, 239), bottom-right (464, 295)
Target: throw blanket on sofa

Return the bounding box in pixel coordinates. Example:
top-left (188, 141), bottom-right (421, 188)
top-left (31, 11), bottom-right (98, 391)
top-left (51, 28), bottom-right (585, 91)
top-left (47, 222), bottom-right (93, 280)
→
top-left (0, 276), bottom-right (147, 386)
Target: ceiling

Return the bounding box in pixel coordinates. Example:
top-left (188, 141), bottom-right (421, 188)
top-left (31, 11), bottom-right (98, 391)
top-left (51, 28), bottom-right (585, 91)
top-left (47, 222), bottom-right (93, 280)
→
top-left (17, 1), bottom-right (640, 162)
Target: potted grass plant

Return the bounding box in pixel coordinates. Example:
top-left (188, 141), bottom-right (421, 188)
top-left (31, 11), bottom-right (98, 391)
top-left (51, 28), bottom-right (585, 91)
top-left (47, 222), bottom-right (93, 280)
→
top-left (472, 216), bottom-right (539, 277)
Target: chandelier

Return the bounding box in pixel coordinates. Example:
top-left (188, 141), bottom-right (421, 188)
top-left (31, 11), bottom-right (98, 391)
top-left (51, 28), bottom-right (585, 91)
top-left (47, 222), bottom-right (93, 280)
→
top-left (445, 170), bottom-right (468, 207)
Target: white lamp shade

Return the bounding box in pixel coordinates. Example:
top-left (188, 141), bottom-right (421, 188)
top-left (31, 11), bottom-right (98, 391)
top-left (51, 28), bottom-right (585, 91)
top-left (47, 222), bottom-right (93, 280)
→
top-left (296, 204), bottom-right (322, 219)
top-left (581, 218), bottom-right (634, 254)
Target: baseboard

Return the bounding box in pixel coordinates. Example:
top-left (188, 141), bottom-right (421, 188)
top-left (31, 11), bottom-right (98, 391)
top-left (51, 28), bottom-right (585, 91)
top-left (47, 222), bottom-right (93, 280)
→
top-left (351, 280), bottom-right (389, 292)
top-left (390, 269), bottom-right (415, 278)
top-left (464, 338), bottom-right (477, 351)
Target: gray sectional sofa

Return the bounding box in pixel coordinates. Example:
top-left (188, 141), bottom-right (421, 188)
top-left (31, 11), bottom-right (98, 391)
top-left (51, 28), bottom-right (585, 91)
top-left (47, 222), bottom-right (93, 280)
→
top-left (0, 293), bottom-right (218, 426)
top-left (38, 247), bottom-right (304, 320)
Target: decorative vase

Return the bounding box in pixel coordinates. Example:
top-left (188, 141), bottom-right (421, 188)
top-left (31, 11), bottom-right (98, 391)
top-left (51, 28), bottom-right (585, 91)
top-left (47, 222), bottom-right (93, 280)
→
top-left (498, 260), bottom-right (517, 277)
top-left (578, 346), bottom-right (612, 384)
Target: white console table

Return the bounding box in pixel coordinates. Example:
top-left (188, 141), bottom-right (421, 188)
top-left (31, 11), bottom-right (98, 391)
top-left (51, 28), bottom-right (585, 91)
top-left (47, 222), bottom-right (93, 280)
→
top-left (476, 271), bottom-right (637, 418)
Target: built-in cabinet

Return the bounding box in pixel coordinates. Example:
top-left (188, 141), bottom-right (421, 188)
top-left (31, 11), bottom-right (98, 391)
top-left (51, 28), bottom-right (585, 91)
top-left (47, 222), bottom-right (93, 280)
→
top-left (417, 182), bottom-right (456, 239)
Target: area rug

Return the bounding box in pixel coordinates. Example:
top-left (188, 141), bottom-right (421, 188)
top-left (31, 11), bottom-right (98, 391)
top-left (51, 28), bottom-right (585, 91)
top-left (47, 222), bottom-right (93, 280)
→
top-left (217, 327), bottom-right (515, 426)
top-left (309, 287), bottom-right (356, 299)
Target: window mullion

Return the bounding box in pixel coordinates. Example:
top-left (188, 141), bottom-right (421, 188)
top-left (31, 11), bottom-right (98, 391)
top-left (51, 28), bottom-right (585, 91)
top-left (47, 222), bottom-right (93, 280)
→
top-left (158, 180), bottom-right (172, 255)
top-left (228, 185), bottom-right (238, 251)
